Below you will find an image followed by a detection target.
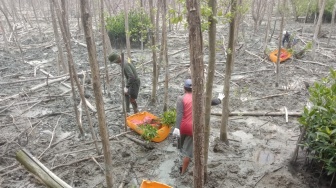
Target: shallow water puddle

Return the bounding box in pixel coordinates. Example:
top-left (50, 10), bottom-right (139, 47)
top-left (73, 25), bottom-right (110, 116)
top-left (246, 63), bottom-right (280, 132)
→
top-left (255, 150), bottom-right (275, 164)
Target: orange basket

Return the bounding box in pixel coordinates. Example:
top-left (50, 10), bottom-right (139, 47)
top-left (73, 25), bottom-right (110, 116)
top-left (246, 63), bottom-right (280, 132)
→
top-left (140, 180), bottom-right (172, 188)
top-left (269, 48), bottom-right (292, 63)
top-left (126, 111), bottom-right (171, 143)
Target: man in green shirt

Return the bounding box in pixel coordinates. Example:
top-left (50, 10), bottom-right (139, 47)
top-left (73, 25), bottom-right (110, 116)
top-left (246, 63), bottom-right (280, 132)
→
top-left (108, 53), bottom-right (140, 114)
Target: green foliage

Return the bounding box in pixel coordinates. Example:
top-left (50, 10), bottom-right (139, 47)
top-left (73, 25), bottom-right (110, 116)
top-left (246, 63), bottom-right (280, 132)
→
top-left (161, 109), bottom-right (177, 128)
top-left (292, 0), bottom-right (336, 21)
top-left (299, 69), bottom-right (336, 176)
top-left (105, 10), bottom-right (151, 46)
top-left (139, 124), bottom-right (158, 141)
top-left (304, 41), bottom-right (313, 50)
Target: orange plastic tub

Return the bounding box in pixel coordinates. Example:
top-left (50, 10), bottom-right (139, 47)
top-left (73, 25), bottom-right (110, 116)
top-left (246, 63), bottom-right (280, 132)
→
top-left (140, 180), bottom-right (172, 188)
top-left (269, 48), bottom-right (292, 63)
top-left (126, 111), bottom-right (171, 143)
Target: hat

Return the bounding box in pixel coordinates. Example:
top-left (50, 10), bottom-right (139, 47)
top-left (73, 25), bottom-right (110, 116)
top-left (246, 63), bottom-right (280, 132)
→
top-left (184, 79), bottom-right (192, 89)
top-left (283, 31), bottom-right (287, 35)
top-left (108, 53), bottom-right (120, 63)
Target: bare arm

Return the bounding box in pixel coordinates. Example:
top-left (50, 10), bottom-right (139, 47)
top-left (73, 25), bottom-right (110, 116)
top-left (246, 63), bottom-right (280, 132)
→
top-left (175, 96), bottom-right (184, 129)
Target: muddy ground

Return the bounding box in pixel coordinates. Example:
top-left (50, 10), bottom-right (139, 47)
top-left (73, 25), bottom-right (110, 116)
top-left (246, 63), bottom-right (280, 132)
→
top-left (0, 16), bottom-right (336, 188)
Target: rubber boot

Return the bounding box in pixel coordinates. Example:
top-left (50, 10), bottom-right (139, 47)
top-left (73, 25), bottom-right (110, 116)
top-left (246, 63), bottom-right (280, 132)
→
top-left (125, 95), bottom-right (130, 113)
top-left (131, 101), bottom-right (139, 114)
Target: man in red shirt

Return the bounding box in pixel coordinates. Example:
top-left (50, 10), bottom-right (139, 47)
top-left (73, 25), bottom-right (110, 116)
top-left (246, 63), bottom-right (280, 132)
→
top-left (173, 79), bottom-right (224, 174)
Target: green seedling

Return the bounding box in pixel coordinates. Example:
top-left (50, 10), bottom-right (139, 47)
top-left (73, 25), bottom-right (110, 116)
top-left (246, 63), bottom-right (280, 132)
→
top-left (299, 69), bottom-right (336, 176)
top-left (160, 109), bottom-right (177, 128)
top-left (139, 124), bottom-right (158, 141)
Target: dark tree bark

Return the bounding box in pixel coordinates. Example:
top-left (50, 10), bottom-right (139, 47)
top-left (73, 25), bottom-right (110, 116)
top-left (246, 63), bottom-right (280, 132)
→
top-left (49, 0), bottom-right (67, 74)
top-left (263, 0), bottom-right (274, 54)
top-left (79, 0), bottom-right (114, 187)
top-left (124, 0), bottom-right (131, 59)
top-left (186, 0), bottom-right (205, 186)
top-left (204, 0), bottom-right (217, 181)
top-left (51, 0), bottom-right (84, 136)
top-left (220, 0), bottom-right (238, 144)
top-left (162, 0), bottom-right (169, 112)
top-left (327, 2), bottom-right (336, 46)
top-left (312, 0), bottom-right (326, 59)
top-left (276, 0), bottom-right (286, 87)
top-left (100, 0), bottom-right (110, 96)
top-left (149, 0), bottom-right (158, 105)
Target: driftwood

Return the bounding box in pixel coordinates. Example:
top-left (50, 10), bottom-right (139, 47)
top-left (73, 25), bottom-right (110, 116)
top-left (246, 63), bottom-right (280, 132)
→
top-left (211, 111), bottom-right (302, 117)
top-left (16, 149), bottom-right (72, 188)
top-left (125, 135), bottom-right (154, 150)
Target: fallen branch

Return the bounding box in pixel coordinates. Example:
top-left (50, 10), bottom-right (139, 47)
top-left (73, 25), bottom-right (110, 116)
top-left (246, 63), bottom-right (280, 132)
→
top-left (51, 155), bottom-right (104, 171)
top-left (16, 149), bottom-right (72, 188)
top-left (296, 59), bottom-right (330, 67)
top-left (0, 76), bottom-right (69, 102)
top-left (125, 135), bottom-right (154, 150)
top-left (250, 91), bottom-right (300, 101)
top-left (211, 111), bottom-right (302, 117)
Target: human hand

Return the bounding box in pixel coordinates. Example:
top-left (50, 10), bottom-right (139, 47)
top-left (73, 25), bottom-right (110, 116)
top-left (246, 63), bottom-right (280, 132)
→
top-left (124, 87), bottom-right (128, 94)
top-left (173, 128), bottom-right (180, 137)
top-left (218, 93), bottom-right (225, 100)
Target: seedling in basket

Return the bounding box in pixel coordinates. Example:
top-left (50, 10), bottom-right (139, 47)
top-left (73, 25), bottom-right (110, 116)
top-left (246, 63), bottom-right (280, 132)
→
top-left (160, 109), bottom-right (177, 128)
top-left (139, 124), bottom-right (159, 142)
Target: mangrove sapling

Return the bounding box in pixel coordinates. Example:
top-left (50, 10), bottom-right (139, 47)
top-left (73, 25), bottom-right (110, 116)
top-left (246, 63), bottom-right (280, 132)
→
top-left (160, 109), bottom-right (177, 128)
top-left (139, 124), bottom-right (159, 141)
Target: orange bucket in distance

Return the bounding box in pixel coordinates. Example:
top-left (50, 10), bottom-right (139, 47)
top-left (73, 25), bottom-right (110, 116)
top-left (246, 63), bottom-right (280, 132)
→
top-left (140, 180), bottom-right (172, 188)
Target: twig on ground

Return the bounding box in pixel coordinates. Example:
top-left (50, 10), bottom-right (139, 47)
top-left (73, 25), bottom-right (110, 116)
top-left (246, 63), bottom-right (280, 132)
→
top-left (296, 59), bottom-right (329, 67)
top-left (51, 155), bottom-right (104, 171)
top-left (250, 91), bottom-right (300, 101)
top-left (91, 156), bottom-right (104, 173)
top-left (38, 116), bottom-right (62, 159)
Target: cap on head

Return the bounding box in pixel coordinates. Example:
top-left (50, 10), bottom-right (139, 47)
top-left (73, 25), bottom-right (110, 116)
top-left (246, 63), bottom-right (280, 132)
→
top-left (184, 79), bottom-right (192, 89)
top-left (108, 53), bottom-right (120, 63)
top-left (283, 31), bottom-right (287, 35)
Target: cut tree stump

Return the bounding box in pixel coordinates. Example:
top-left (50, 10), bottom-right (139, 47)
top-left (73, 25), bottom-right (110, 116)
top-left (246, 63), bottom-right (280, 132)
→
top-left (16, 149), bottom-right (72, 188)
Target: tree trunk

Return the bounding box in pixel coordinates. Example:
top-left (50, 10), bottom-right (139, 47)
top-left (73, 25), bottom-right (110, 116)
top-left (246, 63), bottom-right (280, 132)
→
top-left (60, 0), bottom-right (70, 38)
top-left (162, 0), bottom-right (169, 112)
top-left (0, 0), bottom-right (23, 60)
top-left (124, 0), bottom-right (131, 59)
top-left (100, 0), bottom-right (110, 96)
top-left (220, 0), bottom-right (237, 144)
top-left (186, 0), bottom-right (205, 186)
top-left (290, 0), bottom-right (298, 21)
top-left (149, 0), bottom-right (158, 105)
top-left (79, 0), bottom-right (114, 187)
top-left (52, 0), bottom-right (84, 136)
top-left (263, 0), bottom-right (274, 54)
top-left (204, 0), bottom-right (217, 181)
top-left (30, 0), bottom-right (42, 36)
top-left (312, 0), bottom-right (326, 59)
top-left (276, 0), bottom-right (285, 87)
top-left (156, 0), bottom-right (161, 46)
top-left (49, 0), bottom-right (67, 74)
top-left (327, 2), bottom-right (336, 46)
top-left (0, 20), bottom-right (9, 52)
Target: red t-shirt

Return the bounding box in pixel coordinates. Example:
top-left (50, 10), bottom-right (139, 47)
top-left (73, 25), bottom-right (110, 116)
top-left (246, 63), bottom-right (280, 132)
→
top-left (180, 93), bottom-right (193, 136)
